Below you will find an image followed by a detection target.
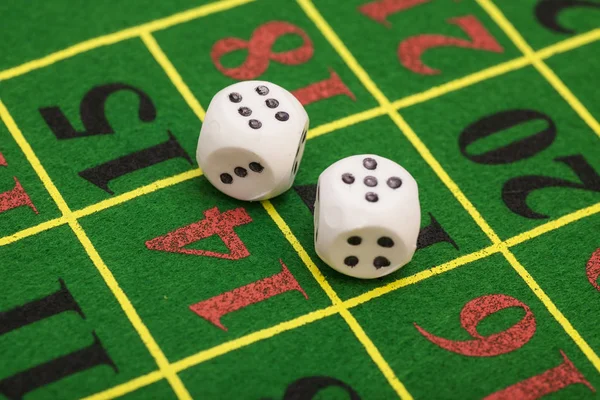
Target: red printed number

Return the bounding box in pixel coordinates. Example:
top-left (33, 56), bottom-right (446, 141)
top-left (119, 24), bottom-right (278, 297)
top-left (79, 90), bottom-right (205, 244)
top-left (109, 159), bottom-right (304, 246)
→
top-left (292, 69), bottom-right (356, 106)
top-left (485, 350), bottom-right (595, 399)
top-left (398, 15), bottom-right (503, 75)
top-left (0, 153), bottom-right (38, 215)
top-left (145, 206), bottom-right (252, 260)
top-left (414, 294), bottom-right (536, 356)
top-left (586, 248), bottom-right (600, 292)
top-left (211, 21), bottom-right (314, 80)
top-left (211, 22), bottom-right (355, 107)
top-left (416, 293), bottom-right (595, 398)
top-left (190, 259), bottom-right (308, 330)
top-left (359, 0), bottom-right (430, 27)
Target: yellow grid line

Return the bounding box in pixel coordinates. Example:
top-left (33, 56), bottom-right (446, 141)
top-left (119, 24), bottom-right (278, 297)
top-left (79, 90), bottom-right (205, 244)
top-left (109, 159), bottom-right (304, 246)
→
top-left (2, 26), bottom-right (599, 249)
top-left (297, 0), bottom-right (500, 242)
top-left (344, 245), bottom-right (499, 309)
top-left (0, 101), bottom-right (192, 399)
top-left (261, 200), bottom-right (413, 399)
top-left (74, 169), bottom-right (203, 219)
top-left (499, 245), bottom-right (600, 372)
top-left (142, 32), bottom-right (399, 399)
top-left (296, 0), bottom-right (421, 397)
top-left (0, 0), bottom-right (254, 82)
top-left (139, 23), bottom-right (414, 395)
top-left (173, 305), bottom-right (341, 372)
top-left (537, 28), bottom-right (600, 60)
top-left (476, 0), bottom-right (600, 139)
top-left (262, 201), bottom-right (341, 303)
top-left (81, 371), bottom-right (165, 400)
top-left (141, 32), bottom-right (206, 121)
top-left (299, 0), bottom-right (600, 382)
top-left (0, 169), bottom-right (202, 247)
top-left (85, 246), bottom-right (491, 399)
top-left (0, 215), bottom-right (67, 246)
top-left (80, 197), bottom-right (600, 399)
top-left (475, 0), bottom-right (600, 372)
top-left (307, 106), bottom-right (387, 140)
top-left (0, 5), bottom-right (598, 398)
top-left (391, 56), bottom-right (529, 109)
top-left (505, 202), bottom-right (600, 248)
top-left (0, 0), bottom-right (595, 86)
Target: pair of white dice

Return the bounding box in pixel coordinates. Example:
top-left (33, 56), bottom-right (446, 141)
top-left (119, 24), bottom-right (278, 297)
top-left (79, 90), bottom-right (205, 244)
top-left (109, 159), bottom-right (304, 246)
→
top-left (197, 80), bottom-right (420, 279)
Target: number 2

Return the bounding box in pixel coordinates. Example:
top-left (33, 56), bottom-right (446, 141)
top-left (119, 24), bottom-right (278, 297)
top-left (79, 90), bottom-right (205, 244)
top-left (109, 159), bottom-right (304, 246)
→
top-left (358, 1), bottom-right (504, 75)
top-left (398, 15), bottom-right (504, 75)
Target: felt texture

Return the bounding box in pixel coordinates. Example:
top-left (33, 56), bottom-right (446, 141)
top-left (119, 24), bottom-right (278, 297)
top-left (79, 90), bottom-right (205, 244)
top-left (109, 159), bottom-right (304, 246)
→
top-left (0, 0), bottom-right (599, 399)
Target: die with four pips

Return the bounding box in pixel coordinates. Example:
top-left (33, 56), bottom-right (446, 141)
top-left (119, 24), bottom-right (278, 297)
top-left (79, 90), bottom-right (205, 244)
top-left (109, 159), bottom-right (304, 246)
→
top-left (197, 80), bottom-right (421, 279)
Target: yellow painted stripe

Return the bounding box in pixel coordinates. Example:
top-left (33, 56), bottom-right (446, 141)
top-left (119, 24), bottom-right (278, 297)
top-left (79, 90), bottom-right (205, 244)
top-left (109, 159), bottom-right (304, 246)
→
top-left (261, 200), bottom-right (341, 304)
top-left (141, 32), bottom-right (206, 121)
top-left (84, 200), bottom-right (600, 399)
top-left (500, 246), bottom-right (600, 373)
top-left (0, 32), bottom-right (138, 82)
top-left (262, 197), bottom-right (412, 399)
top-left (82, 370), bottom-right (164, 400)
top-left (537, 28), bottom-right (600, 60)
top-left (344, 245), bottom-right (499, 310)
top-left (68, 217), bottom-right (192, 400)
top-left (139, 0), bottom-right (254, 34)
top-left (392, 28), bottom-right (600, 111)
top-left (1, 25), bottom-right (598, 249)
top-left (476, 0), bottom-right (535, 56)
top-left (476, 0), bottom-right (600, 138)
top-left (393, 56), bottom-right (530, 110)
top-left (533, 61), bottom-right (600, 137)
top-left (387, 110), bottom-right (502, 244)
top-left (74, 169), bottom-right (202, 219)
top-left (296, 0), bottom-right (501, 246)
top-left (296, 0), bottom-right (389, 106)
top-left (339, 308), bottom-right (414, 399)
top-left (0, 216), bottom-right (67, 247)
top-left (505, 203), bottom-right (600, 248)
top-left (308, 106), bottom-right (386, 140)
top-left (0, 0), bottom-right (254, 82)
top-left (0, 101), bottom-right (71, 214)
top-left (173, 305), bottom-right (340, 372)
top-left (0, 100), bottom-right (190, 399)
top-left (0, 169), bottom-right (201, 247)
top-left (295, 2), bottom-right (500, 397)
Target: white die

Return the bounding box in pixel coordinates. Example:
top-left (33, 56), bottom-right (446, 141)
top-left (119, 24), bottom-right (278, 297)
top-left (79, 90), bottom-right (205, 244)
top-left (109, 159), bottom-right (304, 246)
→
top-left (314, 154), bottom-right (421, 279)
top-left (197, 80), bottom-right (309, 201)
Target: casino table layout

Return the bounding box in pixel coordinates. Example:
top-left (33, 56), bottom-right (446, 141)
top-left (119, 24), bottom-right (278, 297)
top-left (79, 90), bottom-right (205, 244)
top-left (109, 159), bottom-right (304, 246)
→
top-left (1, 0), bottom-right (600, 399)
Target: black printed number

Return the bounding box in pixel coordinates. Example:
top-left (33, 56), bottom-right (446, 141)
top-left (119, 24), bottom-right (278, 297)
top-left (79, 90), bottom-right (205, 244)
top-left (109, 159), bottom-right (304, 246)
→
top-left (535, 0), bottom-right (600, 34)
top-left (503, 155), bottom-right (600, 219)
top-left (264, 376), bottom-right (361, 400)
top-left (39, 83), bottom-right (157, 140)
top-left (459, 109), bottom-right (556, 165)
top-left (460, 109), bottom-right (600, 219)
top-left (38, 82), bottom-right (192, 194)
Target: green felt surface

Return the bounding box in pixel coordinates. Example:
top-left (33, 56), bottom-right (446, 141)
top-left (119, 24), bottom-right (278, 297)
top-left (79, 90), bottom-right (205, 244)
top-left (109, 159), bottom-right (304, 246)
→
top-left (0, 0), bottom-right (599, 399)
